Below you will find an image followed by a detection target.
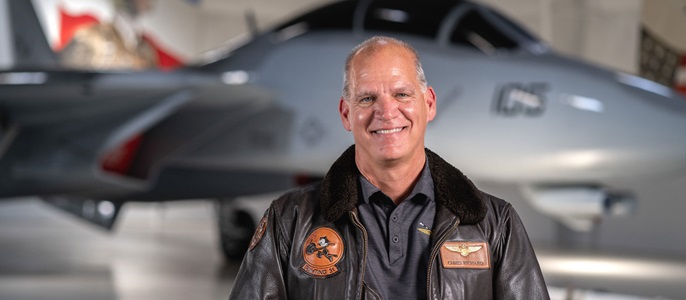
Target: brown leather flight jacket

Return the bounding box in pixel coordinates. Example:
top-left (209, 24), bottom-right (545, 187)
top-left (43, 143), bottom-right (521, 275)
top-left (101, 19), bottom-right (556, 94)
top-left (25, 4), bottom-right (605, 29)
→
top-left (229, 146), bottom-right (550, 299)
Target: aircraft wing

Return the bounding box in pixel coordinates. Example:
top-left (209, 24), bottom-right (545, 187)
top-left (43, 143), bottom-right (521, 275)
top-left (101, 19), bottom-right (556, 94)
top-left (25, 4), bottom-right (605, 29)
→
top-left (0, 0), bottom-right (299, 213)
top-left (0, 69), bottom-right (288, 201)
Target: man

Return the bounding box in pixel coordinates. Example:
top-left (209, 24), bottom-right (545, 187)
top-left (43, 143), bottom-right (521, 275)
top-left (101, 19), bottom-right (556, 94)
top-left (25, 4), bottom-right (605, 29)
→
top-left (229, 36), bottom-right (550, 299)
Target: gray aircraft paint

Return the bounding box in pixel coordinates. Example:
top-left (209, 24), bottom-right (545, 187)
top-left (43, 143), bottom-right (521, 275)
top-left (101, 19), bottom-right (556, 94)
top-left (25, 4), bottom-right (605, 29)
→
top-left (2, 0), bottom-right (686, 197)
top-left (0, 0), bottom-right (13, 69)
top-left (198, 31), bottom-right (686, 184)
top-left (4, 0), bottom-right (57, 69)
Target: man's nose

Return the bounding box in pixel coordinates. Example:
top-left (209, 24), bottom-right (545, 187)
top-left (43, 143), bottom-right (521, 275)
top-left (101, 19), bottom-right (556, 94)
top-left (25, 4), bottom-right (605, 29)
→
top-left (374, 96), bottom-right (400, 120)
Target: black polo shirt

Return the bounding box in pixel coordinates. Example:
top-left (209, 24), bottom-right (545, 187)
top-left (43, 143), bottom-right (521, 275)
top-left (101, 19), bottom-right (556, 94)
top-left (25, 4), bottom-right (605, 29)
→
top-left (357, 160), bottom-right (436, 300)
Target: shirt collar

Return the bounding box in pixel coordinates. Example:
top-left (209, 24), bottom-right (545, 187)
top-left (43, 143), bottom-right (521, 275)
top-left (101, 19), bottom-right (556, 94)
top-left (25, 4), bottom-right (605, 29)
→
top-left (358, 158), bottom-right (435, 205)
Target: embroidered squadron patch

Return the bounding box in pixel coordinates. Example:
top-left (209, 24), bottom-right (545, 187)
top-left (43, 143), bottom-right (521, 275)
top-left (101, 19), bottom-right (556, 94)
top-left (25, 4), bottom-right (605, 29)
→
top-left (439, 241), bottom-right (490, 269)
top-left (249, 215), bottom-right (268, 251)
top-left (302, 227), bottom-right (344, 278)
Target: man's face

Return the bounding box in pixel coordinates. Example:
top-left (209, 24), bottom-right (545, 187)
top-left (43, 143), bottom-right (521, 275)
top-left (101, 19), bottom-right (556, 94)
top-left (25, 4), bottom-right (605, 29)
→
top-left (339, 45), bottom-right (436, 166)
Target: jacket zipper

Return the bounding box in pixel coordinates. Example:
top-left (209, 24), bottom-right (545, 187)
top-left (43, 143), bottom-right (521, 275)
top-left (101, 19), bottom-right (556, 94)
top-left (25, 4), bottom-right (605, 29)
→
top-left (350, 211), bottom-right (369, 300)
top-left (426, 217), bottom-right (460, 300)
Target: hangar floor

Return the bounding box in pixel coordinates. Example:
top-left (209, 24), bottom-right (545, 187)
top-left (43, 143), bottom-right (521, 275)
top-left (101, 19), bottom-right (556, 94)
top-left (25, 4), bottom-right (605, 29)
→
top-left (0, 198), bottom-right (235, 300)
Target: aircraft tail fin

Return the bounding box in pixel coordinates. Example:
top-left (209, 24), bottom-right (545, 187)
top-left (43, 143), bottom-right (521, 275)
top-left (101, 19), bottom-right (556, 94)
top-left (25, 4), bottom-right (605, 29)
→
top-left (0, 0), bottom-right (58, 70)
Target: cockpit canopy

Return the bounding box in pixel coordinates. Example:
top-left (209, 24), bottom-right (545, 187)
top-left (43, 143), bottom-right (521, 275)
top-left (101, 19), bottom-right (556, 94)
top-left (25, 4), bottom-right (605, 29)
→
top-left (274, 0), bottom-right (547, 54)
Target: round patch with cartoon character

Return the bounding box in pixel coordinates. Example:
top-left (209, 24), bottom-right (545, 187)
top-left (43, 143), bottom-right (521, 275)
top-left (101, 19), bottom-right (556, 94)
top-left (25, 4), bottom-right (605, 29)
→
top-left (301, 227), bottom-right (344, 277)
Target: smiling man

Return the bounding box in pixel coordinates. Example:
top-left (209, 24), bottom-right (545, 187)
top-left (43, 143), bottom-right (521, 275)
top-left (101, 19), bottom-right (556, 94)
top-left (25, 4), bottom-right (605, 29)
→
top-left (229, 36), bottom-right (550, 300)
top-left (340, 38), bottom-right (436, 204)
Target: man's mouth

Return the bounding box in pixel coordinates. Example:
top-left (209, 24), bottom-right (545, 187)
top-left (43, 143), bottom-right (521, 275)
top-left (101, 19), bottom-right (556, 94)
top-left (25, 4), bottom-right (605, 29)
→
top-left (372, 127), bottom-right (406, 134)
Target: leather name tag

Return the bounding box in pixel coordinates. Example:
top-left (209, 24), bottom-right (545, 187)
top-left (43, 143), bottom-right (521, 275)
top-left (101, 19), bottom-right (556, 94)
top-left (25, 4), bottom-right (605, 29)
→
top-left (439, 241), bottom-right (490, 269)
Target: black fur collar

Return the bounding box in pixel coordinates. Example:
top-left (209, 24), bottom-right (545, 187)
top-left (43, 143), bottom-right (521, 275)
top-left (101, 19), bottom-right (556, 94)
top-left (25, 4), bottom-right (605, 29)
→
top-left (319, 145), bottom-right (487, 224)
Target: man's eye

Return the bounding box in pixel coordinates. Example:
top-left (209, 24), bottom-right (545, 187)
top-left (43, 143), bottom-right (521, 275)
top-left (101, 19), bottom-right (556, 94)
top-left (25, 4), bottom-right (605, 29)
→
top-left (397, 93), bottom-right (409, 98)
top-left (359, 97), bottom-right (374, 103)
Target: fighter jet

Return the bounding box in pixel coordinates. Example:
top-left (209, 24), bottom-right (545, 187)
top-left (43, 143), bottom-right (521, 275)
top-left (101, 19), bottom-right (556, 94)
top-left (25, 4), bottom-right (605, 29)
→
top-left (1, 0), bottom-right (685, 262)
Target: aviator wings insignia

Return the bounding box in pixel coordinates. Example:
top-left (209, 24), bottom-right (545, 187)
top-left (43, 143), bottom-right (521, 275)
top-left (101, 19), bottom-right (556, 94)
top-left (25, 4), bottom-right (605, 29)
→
top-left (445, 243), bottom-right (483, 257)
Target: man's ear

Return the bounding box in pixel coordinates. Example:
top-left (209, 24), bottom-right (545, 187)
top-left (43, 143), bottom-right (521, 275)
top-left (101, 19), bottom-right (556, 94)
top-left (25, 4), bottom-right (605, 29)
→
top-left (339, 97), bottom-right (352, 131)
top-left (426, 86), bottom-right (437, 122)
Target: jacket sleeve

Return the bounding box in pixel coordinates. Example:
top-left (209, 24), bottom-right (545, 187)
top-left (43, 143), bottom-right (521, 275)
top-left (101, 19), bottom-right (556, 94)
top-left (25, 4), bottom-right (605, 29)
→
top-left (492, 204), bottom-right (550, 299)
top-left (228, 203), bottom-right (289, 299)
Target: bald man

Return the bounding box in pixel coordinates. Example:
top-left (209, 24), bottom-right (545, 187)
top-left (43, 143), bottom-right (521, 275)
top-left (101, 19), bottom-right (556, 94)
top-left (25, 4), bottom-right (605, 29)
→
top-left (229, 36), bottom-right (549, 300)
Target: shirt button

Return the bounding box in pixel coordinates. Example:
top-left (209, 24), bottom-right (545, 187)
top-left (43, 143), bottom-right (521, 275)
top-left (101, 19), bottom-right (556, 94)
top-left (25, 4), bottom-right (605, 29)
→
top-left (392, 236), bottom-right (399, 243)
top-left (391, 215), bottom-right (398, 222)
